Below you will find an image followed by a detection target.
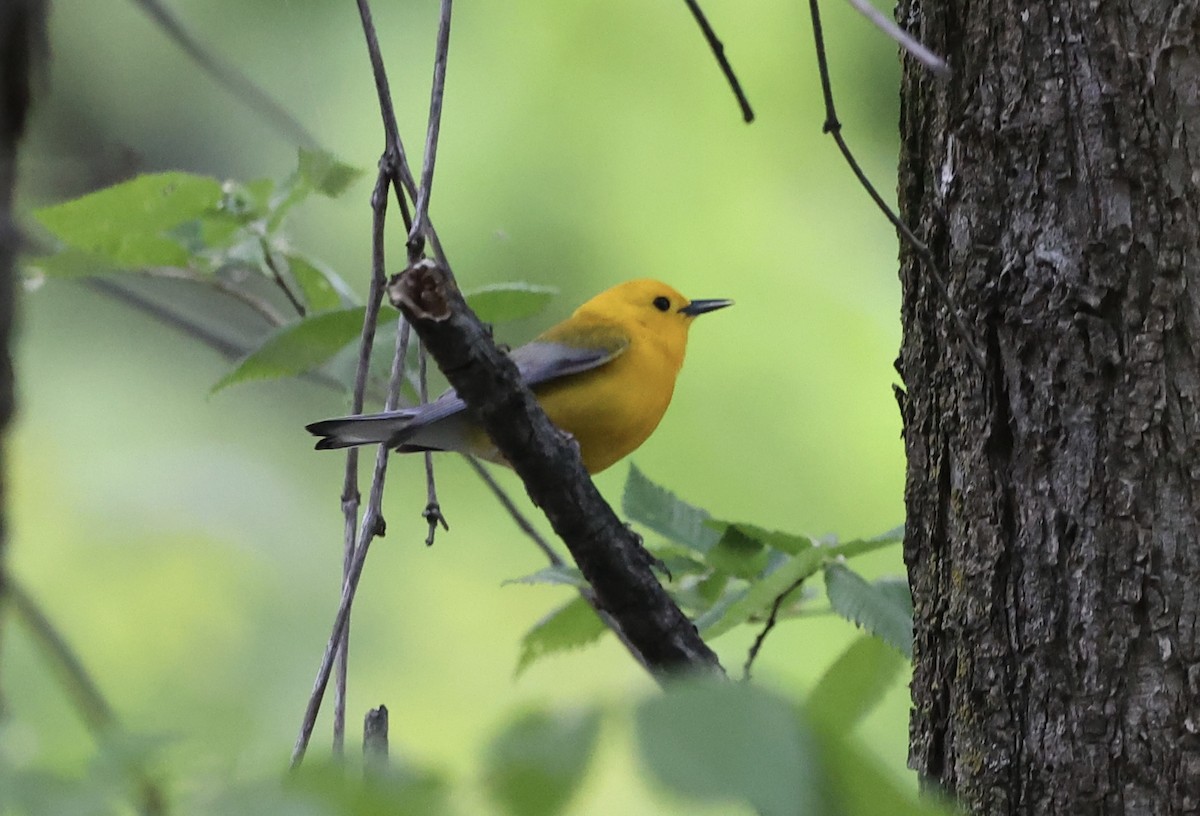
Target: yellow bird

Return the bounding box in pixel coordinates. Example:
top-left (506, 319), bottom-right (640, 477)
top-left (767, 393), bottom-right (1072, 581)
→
top-left (306, 279), bottom-right (732, 473)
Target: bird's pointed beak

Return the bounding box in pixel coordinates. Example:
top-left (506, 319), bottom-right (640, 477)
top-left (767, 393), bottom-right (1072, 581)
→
top-left (679, 298), bottom-right (734, 316)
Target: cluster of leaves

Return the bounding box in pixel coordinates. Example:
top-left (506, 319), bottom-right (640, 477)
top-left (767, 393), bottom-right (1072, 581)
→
top-left (18, 168), bottom-right (935, 815)
top-left (514, 465), bottom-right (913, 675)
top-left (1, 672), bottom-right (951, 816)
top-left (27, 156), bottom-right (557, 397)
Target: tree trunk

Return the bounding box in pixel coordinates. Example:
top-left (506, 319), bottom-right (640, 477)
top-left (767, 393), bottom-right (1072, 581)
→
top-left (897, 3), bottom-right (1200, 814)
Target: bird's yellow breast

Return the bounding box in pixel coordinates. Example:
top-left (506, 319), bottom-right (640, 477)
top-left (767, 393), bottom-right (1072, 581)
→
top-left (533, 332), bottom-right (682, 473)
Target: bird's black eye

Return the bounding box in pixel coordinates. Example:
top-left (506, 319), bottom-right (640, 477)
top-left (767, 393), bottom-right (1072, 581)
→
top-left (653, 296), bottom-right (671, 312)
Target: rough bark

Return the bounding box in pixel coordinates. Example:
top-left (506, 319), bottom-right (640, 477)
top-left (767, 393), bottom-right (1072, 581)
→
top-left (897, 2), bottom-right (1200, 814)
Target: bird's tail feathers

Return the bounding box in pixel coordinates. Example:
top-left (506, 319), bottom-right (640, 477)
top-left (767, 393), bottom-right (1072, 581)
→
top-left (306, 410), bottom-right (420, 450)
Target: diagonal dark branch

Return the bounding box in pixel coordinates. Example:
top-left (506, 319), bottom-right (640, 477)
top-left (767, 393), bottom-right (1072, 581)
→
top-left (391, 261), bottom-right (724, 676)
top-left (130, 0), bottom-right (319, 148)
top-left (681, 0), bottom-right (754, 123)
top-left (806, 0), bottom-right (985, 371)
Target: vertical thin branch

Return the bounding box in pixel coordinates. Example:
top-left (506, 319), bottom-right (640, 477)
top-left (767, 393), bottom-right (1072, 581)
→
top-left (292, 312), bottom-right (413, 768)
top-left (299, 0), bottom-right (455, 758)
top-left (407, 0), bottom-right (452, 254)
top-left (418, 341), bottom-right (448, 545)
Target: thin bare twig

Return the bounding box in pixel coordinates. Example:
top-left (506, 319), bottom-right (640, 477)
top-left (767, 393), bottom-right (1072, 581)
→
top-left (261, 239), bottom-right (308, 317)
top-left (329, 164), bottom-right (395, 760)
top-left (407, 0), bottom-right (452, 254)
top-left (742, 577), bottom-right (806, 681)
top-left (842, 0), bottom-right (949, 77)
top-left (681, 0), bottom-right (754, 122)
top-left (147, 265), bottom-right (289, 326)
top-left (299, 0), bottom-right (458, 764)
top-left (418, 341), bottom-right (449, 545)
top-left (806, 0), bottom-right (985, 371)
top-left (130, 0), bottom-right (319, 148)
top-left (463, 456), bottom-right (560, 565)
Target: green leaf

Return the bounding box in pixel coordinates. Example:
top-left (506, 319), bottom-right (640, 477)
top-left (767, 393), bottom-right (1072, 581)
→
top-left (297, 148), bottom-right (363, 198)
top-left (24, 249), bottom-right (131, 279)
top-left (503, 564), bottom-right (587, 589)
top-left (705, 521), bottom-right (812, 556)
top-left (515, 596), bottom-right (607, 676)
top-left (211, 306), bottom-right (394, 393)
top-left (707, 524), bottom-right (770, 579)
top-left (697, 544), bottom-right (821, 639)
top-left (808, 635), bottom-right (906, 734)
top-left (283, 761), bottom-right (453, 816)
top-left (824, 564), bottom-right (914, 658)
top-left (635, 680), bottom-right (823, 816)
top-left (33, 172), bottom-right (223, 267)
top-left (465, 282), bottom-right (558, 323)
top-left (483, 707), bottom-right (601, 816)
top-left (621, 464), bottom-right (720, 553)
top-left (286, 252), bottom-right (351, 313)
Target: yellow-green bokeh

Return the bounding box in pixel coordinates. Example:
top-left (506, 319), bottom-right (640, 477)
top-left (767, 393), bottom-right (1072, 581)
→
top-left (8, 1), bottom-right (912, 812)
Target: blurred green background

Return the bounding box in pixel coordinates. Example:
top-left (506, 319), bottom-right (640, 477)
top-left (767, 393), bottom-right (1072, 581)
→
top-left (6, 0), bottom-right (909, 812)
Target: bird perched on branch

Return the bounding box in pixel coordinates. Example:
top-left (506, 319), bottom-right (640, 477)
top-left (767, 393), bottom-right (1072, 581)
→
top-left (306, 278), bottom-right (732, 473)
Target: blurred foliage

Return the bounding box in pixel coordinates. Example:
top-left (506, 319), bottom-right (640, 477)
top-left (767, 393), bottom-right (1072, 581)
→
top-left (3, 0), bottom-right (926, 813)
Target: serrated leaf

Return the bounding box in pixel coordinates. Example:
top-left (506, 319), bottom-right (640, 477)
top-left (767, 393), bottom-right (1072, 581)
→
top-left (211, 306), bottom-right (393, 393)
top-left (621, 464), bottom-right (720, 553)
top-left (484, 707), bottom-right (601, 816)
top-left (824, 564), bottom-right (914, 658)
top-left (503, 564), bottom-right (587, 589)
top-left (33, 172), bottom-right (223, 267)
top-left (465, 282), bottom-right (557, 323)
top-left (286, 252), bottom-right (350, 313)
top-left (515, 596), bottom-right (606, 676)
top-left (635, 680), bottom-right (823, 816)
top-left (808, 635), bottom-right (906, 734)
top-left (705, 521), bottom-right (812, 556)
top-left (698, 535), bottom-right (887, 639)
top-left (297, 148), bottom-right (363, 198)
top-left (707, 525), bottom-right (769, 579)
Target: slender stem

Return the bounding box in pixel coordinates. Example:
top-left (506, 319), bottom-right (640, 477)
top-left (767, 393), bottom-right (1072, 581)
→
top-left (330, 158), bottom-right (394, 759)
top-left (408, 0), bottom-right (453, 255)
top-left (681, 0), bottom-right (754, 122)
top-left (418, 342), bottom-right (448, 545)
top-left (261, 239), bottom-right (308, 318)
top-left (147, 265), bottom-right (288, 327)
top-left (742, 577), bottom-right (805, 680)
top-left (805, 0), bottom-right (985, 371)
top-left (842, 0), bottom-right (949, 77)
top-left (464, 456), bottom-right (559, 565)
